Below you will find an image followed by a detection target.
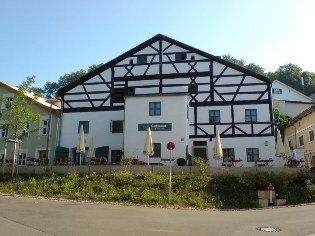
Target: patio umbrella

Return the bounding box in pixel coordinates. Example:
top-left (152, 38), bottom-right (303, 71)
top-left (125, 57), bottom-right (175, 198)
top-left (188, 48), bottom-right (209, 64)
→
top-left (76, 124), bottom-right (85, 166)
top-left (88, 137), bottom-right (95, 162)
top-left (283, 135), bottom-right (291, 159)
top-left (275, 130), bottom-right (285, 158)
top-left (213, 130), bottom-right (223, 166)
top-left (143, 127), bottom-right (154, 165)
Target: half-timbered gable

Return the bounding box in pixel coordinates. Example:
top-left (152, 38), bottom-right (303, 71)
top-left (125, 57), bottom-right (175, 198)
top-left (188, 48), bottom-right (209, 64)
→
top-left (58, 34), bottom-right (275, 166)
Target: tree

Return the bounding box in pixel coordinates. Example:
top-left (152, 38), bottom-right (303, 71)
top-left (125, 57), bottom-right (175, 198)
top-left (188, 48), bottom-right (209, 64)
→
top-left (222, 55), bottom-right (265, 75)
top-left (0, 76), bottom-right (41, 140)
top-left (222, 54), bottom-right (246, 67)
top-left (245, 63), bottom-right (265, 75)
top-left (273, 109), bottom-right (289, 131)
top-left (40, 64), bottom-right (103, 98)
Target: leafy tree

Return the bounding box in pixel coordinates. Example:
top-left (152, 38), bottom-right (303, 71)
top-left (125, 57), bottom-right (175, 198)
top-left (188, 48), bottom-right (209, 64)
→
top-left (222, 55), bottom-right (265, 75)
top-left (273, 109), bottom-right (289, 131)
top-left (245, 63), bottom-right (265, 75)
top-left (222, 54), bottom-right (246, 67)
top-left (0, 76), bottom-right (41, 140)
top-left (39, 63), bottom-right (103, 98)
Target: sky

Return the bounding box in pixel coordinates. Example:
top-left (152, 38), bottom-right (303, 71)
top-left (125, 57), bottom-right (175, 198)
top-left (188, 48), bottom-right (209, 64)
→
top-left (1, 0), bottom-right (315, 88)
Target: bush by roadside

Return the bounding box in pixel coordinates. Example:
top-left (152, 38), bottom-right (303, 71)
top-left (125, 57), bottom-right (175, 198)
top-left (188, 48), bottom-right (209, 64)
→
top-left (0, 170), bottom-right (314, 209)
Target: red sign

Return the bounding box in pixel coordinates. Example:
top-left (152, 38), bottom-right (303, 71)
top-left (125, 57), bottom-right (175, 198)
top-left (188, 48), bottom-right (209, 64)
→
top-left (167, 142), bottom-right (175, 150)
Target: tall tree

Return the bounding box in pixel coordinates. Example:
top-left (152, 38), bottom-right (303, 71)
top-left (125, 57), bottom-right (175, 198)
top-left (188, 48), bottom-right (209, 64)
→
top-left (0, 76), bottom-right (41, 140)
top-left (222, 54), bottom-right (246, 67)
top-left (222, 55), bottom-right (265, 75)
top-left (245, 63), bottom-right (265, 75)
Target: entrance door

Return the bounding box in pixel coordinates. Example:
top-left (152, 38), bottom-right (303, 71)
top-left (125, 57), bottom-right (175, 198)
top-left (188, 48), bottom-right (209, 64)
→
top-left (193, 147), bottom-right (207, 159)
top-left (39, 150), bottom-right (47, 159)
top-left (111, 150), bottom-right (122, 165)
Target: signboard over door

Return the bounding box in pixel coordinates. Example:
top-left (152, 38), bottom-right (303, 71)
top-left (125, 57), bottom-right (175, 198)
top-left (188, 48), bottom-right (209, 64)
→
top-left (138, 123), bottom-right (172, 131)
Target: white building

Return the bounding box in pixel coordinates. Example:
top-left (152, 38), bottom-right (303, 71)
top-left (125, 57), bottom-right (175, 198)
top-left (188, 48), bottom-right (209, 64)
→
top-left (272, 80), bottom-right (315, 118)
top-left (57, 34), bottom-right (275, 167)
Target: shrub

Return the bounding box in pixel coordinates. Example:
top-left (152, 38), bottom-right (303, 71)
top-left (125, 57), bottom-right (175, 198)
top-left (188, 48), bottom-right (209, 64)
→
top-left (193, 157), bottom-right (208, 175)
top-left (177, 158), bottom-right (186, 166)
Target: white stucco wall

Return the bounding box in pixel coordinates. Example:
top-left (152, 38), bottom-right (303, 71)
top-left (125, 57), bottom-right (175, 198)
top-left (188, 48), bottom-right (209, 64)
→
top-left (124, 95), bottom-right (190, 164)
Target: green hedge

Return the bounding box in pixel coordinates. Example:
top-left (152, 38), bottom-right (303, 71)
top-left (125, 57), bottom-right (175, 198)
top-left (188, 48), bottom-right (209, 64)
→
top-left (0, 170), bottom-right (314, 209)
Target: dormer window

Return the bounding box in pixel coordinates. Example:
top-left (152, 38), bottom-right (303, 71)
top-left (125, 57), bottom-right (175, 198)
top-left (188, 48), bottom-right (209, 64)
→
top-left (175, 53), bottom-right (187, 61)
top-left (137, 55), bottom-right (147, 64)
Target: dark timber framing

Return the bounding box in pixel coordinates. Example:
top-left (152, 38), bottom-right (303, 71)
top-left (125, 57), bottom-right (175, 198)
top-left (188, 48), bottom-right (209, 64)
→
top-left (57, 34), bottom-right (274, 140)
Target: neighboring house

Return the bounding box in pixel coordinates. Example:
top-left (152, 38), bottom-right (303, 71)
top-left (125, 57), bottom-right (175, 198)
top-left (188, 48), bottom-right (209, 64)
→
top-left (272, 80), bottom-right (315, 118)
top-left (284, 105), bottom-right (315, 167)
top-left (0, 81), bottom-right (60, 165)
top-left (308, 90), bottom-right (315, 100)
top-left (57, 34), bottom-right (275, 167)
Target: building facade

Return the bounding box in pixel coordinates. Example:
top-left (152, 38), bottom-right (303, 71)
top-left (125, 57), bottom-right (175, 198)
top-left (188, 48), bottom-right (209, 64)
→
top-left (0, 82), bottom-right (60, 165)
top-left (284, 105), bottom-right (315, 167)
top-left (57, 34), bottom-right (275, 167)
top-left (272, 80), bottom-right (315, 118)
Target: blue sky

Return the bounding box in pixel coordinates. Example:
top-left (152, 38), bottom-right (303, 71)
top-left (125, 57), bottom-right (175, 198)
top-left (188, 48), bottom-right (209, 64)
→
top-left (1, 0), bottom-right (314, 88)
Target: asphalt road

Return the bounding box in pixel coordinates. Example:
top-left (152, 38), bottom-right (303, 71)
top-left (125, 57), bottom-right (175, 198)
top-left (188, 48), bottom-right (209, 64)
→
top-left (0, 195), bottom-right (315, 236)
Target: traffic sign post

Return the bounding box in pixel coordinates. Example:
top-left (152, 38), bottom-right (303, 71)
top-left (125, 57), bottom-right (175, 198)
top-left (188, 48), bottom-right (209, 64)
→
top-left (167, 142), bottom-right (175, 204)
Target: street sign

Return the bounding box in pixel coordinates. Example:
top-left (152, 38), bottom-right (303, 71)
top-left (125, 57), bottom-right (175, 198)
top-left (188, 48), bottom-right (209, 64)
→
top-left (167, 142), bottom-right (175, 150)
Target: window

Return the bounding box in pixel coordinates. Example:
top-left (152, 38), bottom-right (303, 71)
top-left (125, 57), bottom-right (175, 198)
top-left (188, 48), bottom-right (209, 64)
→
top-left (1, 129), bottom-right (8, 138)
top-left (129, 59), bottom-right (134, 64)
top-left (152, 143), bottom-right (161, 157)
top-left (111, 88), bottom-right (125, 103)
top-left (246, 148), bottom-right (259, 162)
top-left (299, 136), bottom-right (304, 146)
top-left (223, 148), bottom-right (235, 162)
top-left (149, 102), bottom-right (161, 116)
top-left (289, 140), bottom-right (292, 148)
top-left (209, 110), bottom-right (220, 123)
top-left (309, 130), bottom-right (314, 142)
top-left (175, 53), bottom-right (187, 61)
top-left (193, 141), bottom-right (207, 146)
top-left (41, 120), bottom-right (49, 135)
top-left (245, 109), bottom-right (257, 123)
top-left (272, 88), bottom-right (282, 94)
top-left (188, 84), bottom-right (198, 94)
top-left (111, 120), bottom-right (123, 133)
top-left (78, 121), bottom-right (89, 134)
top-left (190, 55), bottom-right (195, 60)
top-left (18, 153), bottom-right (27, 166)
top-left (4, 97), bottom-right (13, 109)
top-left (22, 123), bottom-right (30, 137)
top-left (137, 55), bottom-right (147, 64)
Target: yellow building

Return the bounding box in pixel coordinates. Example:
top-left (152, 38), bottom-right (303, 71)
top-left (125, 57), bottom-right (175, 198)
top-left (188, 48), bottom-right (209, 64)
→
top-left (284, 105), bottom-right (315, 167)
top-left (0, 81), bottom-right (60, 165)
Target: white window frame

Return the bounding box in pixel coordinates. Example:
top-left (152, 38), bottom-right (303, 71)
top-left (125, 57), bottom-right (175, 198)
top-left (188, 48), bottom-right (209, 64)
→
top-left (0, 128), bottom-right (8, 138)
top-left (39, 115), bottom-right (50, 136)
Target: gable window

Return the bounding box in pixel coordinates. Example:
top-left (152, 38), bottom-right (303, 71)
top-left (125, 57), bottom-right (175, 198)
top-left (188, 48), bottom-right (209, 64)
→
top-left (111, 120), bottom-right (123, 133)
top-left (223, 148), bottom-right (235, 162)
top-left (112, 88), bottom-right (125, 103)
top-left (272, 88), bottom-right (282, 94)
top-left (1, 128), bottom-right (8, 138)
top-left (175, 53), bottom-right (187, 61)
top-left (309, 130), bottom-right (314, 142)
top-left (245, 109), bottom-right (257, 123)
top-left (209, 110), bottom-right (220, 123)
top-left (5, 97), bottom-right (13, 109)
top-left (299, 136), bottom-right (304, 146)
top-left (149, 102), bottom-right (161, 116)
top-left (247, 148), bottom-right (259, 162)
top-left (78, 121), bottom-right (89, 134)
top-left (188, 84), bottom-right (198, 94)
top-left (152, 143), bottom-right (161, 157)
top-left (137, 55), bottom-right (147, 64)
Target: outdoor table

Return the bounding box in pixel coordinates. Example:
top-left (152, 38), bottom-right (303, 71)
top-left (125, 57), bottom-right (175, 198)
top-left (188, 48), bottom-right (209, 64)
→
top-left (257, 159), bottom-right (274, 167)
top-left (288, 159), bottom-right (304, 168)
top-left (222, 159), bottom-right (243, 167)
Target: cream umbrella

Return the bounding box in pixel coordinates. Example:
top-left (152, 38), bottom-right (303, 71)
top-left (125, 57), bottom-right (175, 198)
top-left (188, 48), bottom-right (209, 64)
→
top-left (275, 130), bottom-right (285, 158)
top-left (143, 127), bottom-right (154, 165)
top-left (76, 124), bottom-right (85, 166)
top-left (213, 130), bottom-right (223, 166)
top-left (88, 137), bottom-right (95, 163)
top-left (283, 135), bottom-right (291, 159)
